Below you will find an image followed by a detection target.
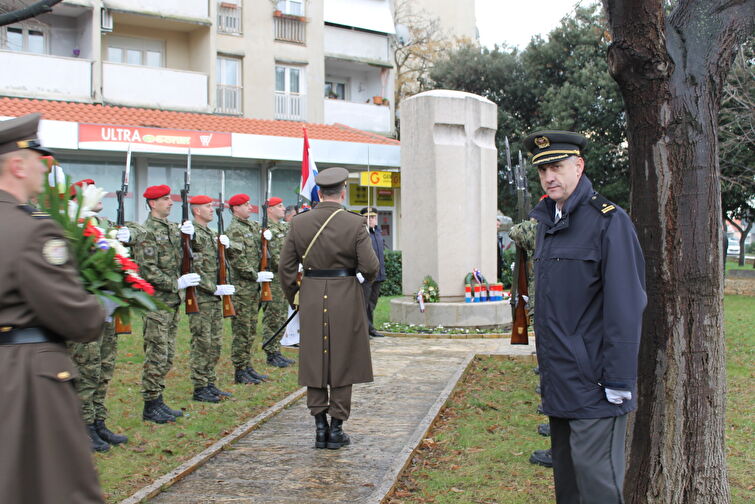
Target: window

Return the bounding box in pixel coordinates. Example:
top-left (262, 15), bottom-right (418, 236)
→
top-left (275, 65), bottom-right (305, 120)
top-left (325, 80), bottom-right (347, 100)
top-left (216, 55), bottom-right (242, 114)
top-left (1, 22), bottom-right (48, 54)
top-left (217, 0), bottom-right (242, 34)
top-left (276, 0), bottom-right (303, 16)
top-left (276, 65), bottom-right (300, 94)
top-left (106, 35), bottom-right (164, 67)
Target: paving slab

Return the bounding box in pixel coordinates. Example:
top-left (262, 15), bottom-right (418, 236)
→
top-left (143, 337), bottom-right (535, 504)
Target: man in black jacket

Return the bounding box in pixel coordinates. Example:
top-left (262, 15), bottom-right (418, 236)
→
top-left (360, 207), bottom-right (386, 338)
top-left (525, 130), bottom-right (646, 504)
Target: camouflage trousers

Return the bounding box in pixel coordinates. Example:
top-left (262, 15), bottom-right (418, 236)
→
top-left (230, 285), bottom-right (260, 369)
top-left (189, 298), bottom-right (223, 389)
top-left (67, 320), bottom-right (118, 424)
top-left (141, 306), bottom-right (180, 401)
top-left (261, 280), bottom-right (287, 356)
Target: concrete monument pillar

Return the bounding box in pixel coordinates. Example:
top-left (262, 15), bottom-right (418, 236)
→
top-left (391, 90), bottom-right (506, 328)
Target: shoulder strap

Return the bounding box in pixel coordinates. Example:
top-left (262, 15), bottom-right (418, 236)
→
top-left (588, 192), bottom-right (617, 217)
top-left (302, 209), bottom-right (344, 265)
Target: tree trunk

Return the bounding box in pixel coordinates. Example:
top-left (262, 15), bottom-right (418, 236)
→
top-left (737, 221), bottom-right (752, 266)
top-left (602, 1), bottom-right (753, 503)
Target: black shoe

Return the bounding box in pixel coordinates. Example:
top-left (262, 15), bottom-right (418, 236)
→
top-left (529, 448), bottom-right (553, 468)
top-left (533, 366), bottom-right (540, 375)
top-left (87, 423), bottom-right (110, 452)
top-left (537, 403), bottom-right (545, 415)
top-left (143, 399), bottom-right (176, 423)
top-left (235, 368), bottom-right (261, 384)
top-left (158, 395), bottom-right (183, 417)
top-left (277, 351), bottom-right (295, 364)
top-left (537, 423), bottom-right (551, 437)
top-left (314, 412), bottom-right (329, 449)
top-left (193, 386), bottom-right (220, 403)
top-left (207, 383), bottom-right (233, 398)
top-left (535, 385), bottom-right (541, 395)
top-left (245, 366), bottom-right (269, 382)
top-left (370, 331), bottom-right (385, 338)
top-left (266, 353), bottom-right (290, 368)
top-left (94, 419), bottom-right (128, 445)
top-left (326, 418), bottom-right (350, 450)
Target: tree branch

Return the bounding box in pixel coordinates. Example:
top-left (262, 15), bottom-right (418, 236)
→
top-left (0, 0), bottom-right (63, 27)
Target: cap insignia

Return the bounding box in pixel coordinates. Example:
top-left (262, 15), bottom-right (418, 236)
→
top-left (534, 136), bottom-right (550, 149)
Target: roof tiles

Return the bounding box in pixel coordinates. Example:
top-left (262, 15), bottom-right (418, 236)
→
top-left (0, 97), bottom-right (399, 146)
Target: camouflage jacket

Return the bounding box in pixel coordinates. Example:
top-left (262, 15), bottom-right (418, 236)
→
top-left (133, 215), bottom-right (182, 307)
top-left (264, 219), bottom-right (288, 272)
top-left (191, 221), bottom-right (219, 302)
top-left (509, 219), bottom-right (536, 253)
top-left (226, 215), bottom-right (260, 288)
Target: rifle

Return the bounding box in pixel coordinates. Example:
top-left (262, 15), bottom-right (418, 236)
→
top-left (510, 149), bottom-right (531, 345)
top-left (259, 169), bottom-right (273, 303)
top-left (216, 171), bottom-right (236, 318)
top-left (114, 145), bottom-right (132, 334)
top-left (181, 148), bottom-right (199, 314)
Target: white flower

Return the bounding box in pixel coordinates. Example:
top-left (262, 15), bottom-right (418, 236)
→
top-left (105, 238), bottom-right (129, 258)
top-left (81, 184), bottom-right (107, 213)
top-left (47, 164), bottom-right (66, 192)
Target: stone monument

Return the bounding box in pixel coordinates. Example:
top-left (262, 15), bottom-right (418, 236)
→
top-left (390, 90), bottom-right (508, 328)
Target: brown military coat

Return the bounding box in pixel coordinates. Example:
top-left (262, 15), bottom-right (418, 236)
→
top-left (0, 189), bottom-right (105, 504)
top-left (279, 201), bottom-right (379, 388)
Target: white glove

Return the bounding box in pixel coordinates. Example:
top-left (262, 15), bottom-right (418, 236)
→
top-left (214, 284), bottom-right (236, 296)
top-left (219, 234), bottom-right (230, 248)
top-left (177, 273), bottom-right (200, 290)
top-left (180, 220), bottom-right (195, 237)
top-left (256, 271), bottom-right (274, 283)
top-left (115, 227), bottom-right (130, 243)
top-left (356, 272), bottom-right (365, 284)
top-left (298, 263), bottom-right (304, 273)
top-left (262, 229), bottom-right (273, 241)
top-left (605, 388), bottom-right (632, 405)
top-left (97, 295), bottom-right (120, 322)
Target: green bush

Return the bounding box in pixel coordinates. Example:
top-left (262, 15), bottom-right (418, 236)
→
top-left (500, 247), bottom-right (516, 288)
top-left (382, 250), bottom-right (402, 296)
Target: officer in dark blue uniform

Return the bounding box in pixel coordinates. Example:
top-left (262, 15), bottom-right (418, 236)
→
top-left (525, 130), bottom-right (647, 504)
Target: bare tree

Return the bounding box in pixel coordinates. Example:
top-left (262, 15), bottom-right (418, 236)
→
top-left (0, 0), bottom-right (62, 27)
top-left (602, 1), bottom-right (754, 503)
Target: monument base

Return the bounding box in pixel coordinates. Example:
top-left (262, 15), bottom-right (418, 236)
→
top-left (390, 297), bottom-right (510, 329)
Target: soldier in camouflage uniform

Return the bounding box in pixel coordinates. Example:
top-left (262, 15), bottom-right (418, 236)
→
top-left (189, 195), bottom-right (236, 402)
top-left (133, 184), bottom-right (200, 423)
top-left (225, 193), bottom-right (270, 384)
top-left (260, 197), bottom-right (295, 368)
top-left (65, 179), bottom-right (129, 452)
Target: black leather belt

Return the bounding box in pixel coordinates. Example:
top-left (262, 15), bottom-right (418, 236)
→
top-left (303, 268), bottom-right (357, 278)
top-left (0, 327), bottom-right (60, 345)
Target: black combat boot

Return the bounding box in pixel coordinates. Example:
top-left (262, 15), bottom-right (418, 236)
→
top-left (326, 418), bottom-right (350, 450)
top-left (245, 366), bottom-right (269, 382)
top-left (87, 423), bottom-right (110, 452)
top-left (157, 394), bottom-right (183, 417)
top-left (234, 368), bottom-right (261, 384)
top-left (94, 419), bottom-right (128, 445)
top-left (193, 386), bottom-right (220, 403)
top-left (277, 351), bottom-right (295, 364)
top-left (537, 423), bottom-right (551, 437)
top-left (314, 412), bottom-right (329, 449)
top-left (266, 353), bottom-right (290, 368)
top-left (143, 399), bottom-right (176, 423)
top-left (208, 383), bottom-right (232, 398)
top-left (529, 448), bottom-right (553, 468)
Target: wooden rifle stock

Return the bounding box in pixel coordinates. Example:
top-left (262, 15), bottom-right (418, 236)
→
top-left (510, 247), bottom-right (530, 345)
top-left (259, 234), bottom-right (273, 302)
top-left (182, 232), bottom-right (199, 314)
top-left (217, 233), bottom-right (236, 317)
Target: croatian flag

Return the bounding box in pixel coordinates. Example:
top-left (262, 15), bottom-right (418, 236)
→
top-left (300, 127), bottom-right (319, 202)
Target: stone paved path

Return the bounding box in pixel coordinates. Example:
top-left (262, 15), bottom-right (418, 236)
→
top-left (148, 337), bottom-right (535, 504)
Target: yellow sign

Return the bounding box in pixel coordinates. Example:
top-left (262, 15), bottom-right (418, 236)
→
top-left (349, 183), bottom-right (369, 206)
top-left (359, 171), bottom-right (401, 188)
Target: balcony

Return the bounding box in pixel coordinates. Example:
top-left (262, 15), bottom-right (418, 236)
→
top-left (216, 84), bottom-right (242, 115)
top-left (324, 25), bottom-right (391, 64)
top-left (217, 2), bottom-right (242, 34)
top-left (105, 0), bottom-right (209, 22)
top-left (274, 14), bottom-right (306, 44)
top-left (0, 51), bottom-right (91, 101)
top-left (324, 99), bottom-right (391, 134)
top-left (275, 92), bottom-right (306, 121)
top-left (103, 63), bottom-right (208, 111)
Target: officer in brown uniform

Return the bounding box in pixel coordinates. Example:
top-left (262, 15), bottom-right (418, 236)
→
top-left (279, 167), bottom-right (379, 450)
top-left (0, 113), bottom-right (106, 503)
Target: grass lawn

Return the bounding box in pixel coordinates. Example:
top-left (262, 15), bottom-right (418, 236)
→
top-left (385, 295), bottom-right (754, 503)
top-left (95, 314), bottom-right (301, 503)
top-left (726, 257), bottom-right (754, 272)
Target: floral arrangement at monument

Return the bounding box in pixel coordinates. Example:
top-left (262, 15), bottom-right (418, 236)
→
top-left (415, 275), bottom-right (440, 305)
top-left (39, 160), bottom-right (163, 320)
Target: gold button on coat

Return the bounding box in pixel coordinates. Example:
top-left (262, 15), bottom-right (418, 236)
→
top-left (57, 371), bottom-right (71, 380)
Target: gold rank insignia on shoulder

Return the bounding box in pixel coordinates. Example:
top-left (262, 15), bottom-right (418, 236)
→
top-left (534, 136), bottom-right (550, 149)
top-left (601, 204), bottom-right (616, 214)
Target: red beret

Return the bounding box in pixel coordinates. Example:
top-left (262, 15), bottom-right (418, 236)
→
top-left (69, 179), bottom-right (95, 198)
top-left (190, 195), bottom-right (212, 205)
top-left (228, 193), bottom-right (250, 206)
top-left (267, 197), bottom-right (283, 207)
top-left (143, 185), bottom-right (171, 199)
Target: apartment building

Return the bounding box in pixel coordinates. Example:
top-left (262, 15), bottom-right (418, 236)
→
top-left (0, 0), bottom-right (401, 245)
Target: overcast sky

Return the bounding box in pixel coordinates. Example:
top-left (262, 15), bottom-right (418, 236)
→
top-left (475, 0), bottom-right (599, 49)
